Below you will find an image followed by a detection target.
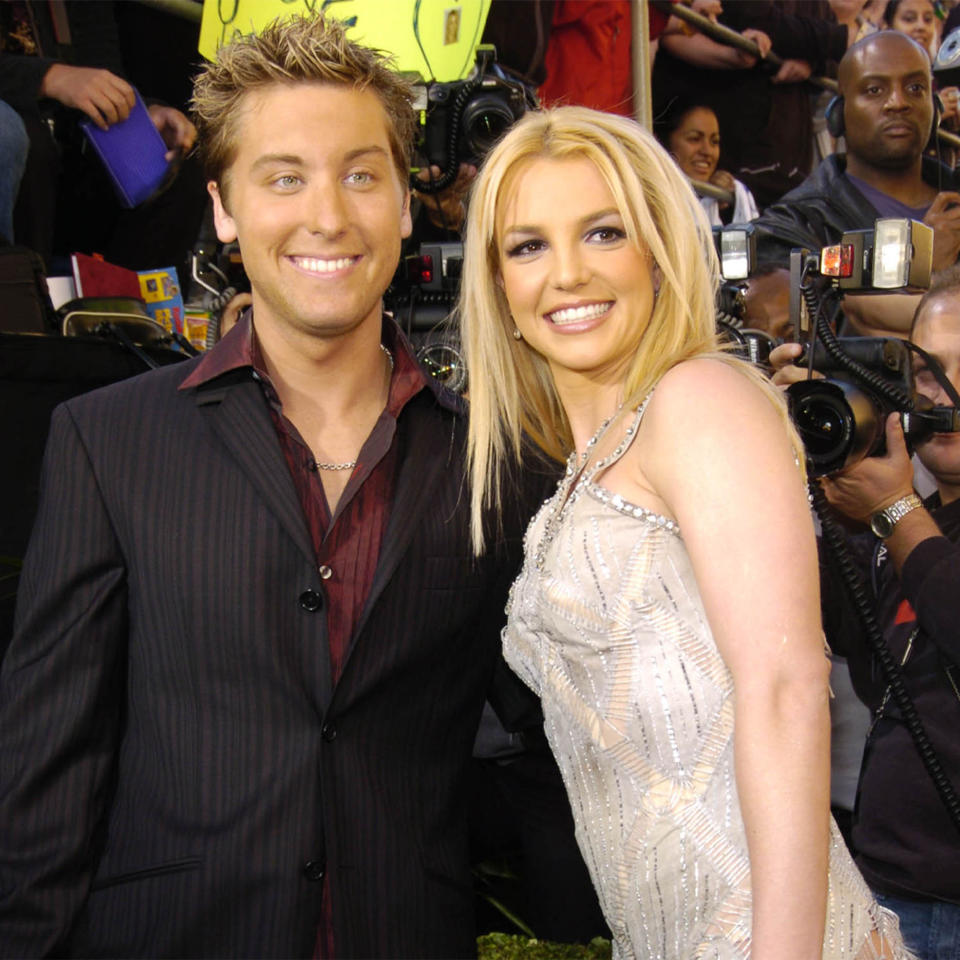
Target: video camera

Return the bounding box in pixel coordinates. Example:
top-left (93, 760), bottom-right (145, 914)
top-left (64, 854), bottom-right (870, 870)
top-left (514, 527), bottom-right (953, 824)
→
top-left (412, 45), bottom-right (537, 194)
top-left (714, 220), bottom-right (960, 477)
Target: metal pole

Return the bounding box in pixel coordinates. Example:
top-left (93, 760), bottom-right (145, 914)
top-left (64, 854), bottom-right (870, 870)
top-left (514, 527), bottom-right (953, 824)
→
top-left (131, 0), bottom-right (202, 24)
top-left (633, 0), bottom-right (653, 131)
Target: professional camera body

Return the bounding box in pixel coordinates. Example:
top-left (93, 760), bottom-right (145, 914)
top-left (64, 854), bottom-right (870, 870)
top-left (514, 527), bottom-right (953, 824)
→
top-left (788, 335), bottom-right (915, 476)
top-left (384, 241), bottom-right (467, 393)
top-left (415, 46), bottom-right (537, 186)
top-left (390, 49), bottom-right (535, 392)
top-left (784, 221), bottom-right (936, 476)
top-left (713, 220), bottom-right (959, 476)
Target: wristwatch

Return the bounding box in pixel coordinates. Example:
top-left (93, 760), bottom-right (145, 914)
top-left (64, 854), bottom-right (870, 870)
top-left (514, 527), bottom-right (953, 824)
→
top-left (869, 494), bottom-right (923, 539)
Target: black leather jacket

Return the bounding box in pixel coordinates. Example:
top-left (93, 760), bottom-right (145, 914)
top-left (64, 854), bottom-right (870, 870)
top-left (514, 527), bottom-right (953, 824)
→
top-left (755, 153), bottom-right (960, 265)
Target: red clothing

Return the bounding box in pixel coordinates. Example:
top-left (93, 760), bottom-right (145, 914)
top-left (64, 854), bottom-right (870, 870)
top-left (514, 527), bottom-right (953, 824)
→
top-left (539, 0), bottom-right (634, 116)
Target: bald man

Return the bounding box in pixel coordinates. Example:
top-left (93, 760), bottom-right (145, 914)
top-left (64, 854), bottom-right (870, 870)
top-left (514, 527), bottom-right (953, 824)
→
top-left (756, 30), bottom-right (960, 335)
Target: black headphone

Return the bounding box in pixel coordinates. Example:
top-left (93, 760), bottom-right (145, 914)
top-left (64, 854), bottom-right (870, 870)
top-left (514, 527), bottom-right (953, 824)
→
top-left (824, 91), bottom-right (943, 141)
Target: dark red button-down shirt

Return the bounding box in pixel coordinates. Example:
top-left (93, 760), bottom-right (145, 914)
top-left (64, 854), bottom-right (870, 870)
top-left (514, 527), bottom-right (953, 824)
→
top-left (180, 312), bottom-right (427, 683)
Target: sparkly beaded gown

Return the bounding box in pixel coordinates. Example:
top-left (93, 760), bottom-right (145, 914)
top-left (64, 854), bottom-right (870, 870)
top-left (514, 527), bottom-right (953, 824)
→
top-left (503, 402), bottom-right (911, 960)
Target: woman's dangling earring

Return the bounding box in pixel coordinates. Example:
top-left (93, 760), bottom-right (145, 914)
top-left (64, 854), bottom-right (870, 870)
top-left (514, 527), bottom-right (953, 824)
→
top-left (513, 327), bottom-right (523, 341)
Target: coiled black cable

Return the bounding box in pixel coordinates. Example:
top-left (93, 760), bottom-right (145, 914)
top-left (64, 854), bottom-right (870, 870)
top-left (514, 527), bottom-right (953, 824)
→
top-left (204, 285), bottom-right (237, 352)
top-left (801, 279), bottom-right (912, 411)
top-left (812, 482), bottom-right (960, 836)
top-left (799, 272), bottom-right (960, 835)
top-left (411, 77), bottom-right (481, 195)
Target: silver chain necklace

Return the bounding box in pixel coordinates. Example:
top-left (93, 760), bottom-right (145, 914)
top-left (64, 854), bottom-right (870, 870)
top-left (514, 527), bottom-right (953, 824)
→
top-left (314, 344), bottom-right (394, 472)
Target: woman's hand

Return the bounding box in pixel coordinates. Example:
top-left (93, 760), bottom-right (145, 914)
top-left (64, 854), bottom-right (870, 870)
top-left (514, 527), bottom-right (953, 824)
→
top-left (709, 169), bottom-right (735, 208)
top-left (735, 27), bottom-right (772, 67)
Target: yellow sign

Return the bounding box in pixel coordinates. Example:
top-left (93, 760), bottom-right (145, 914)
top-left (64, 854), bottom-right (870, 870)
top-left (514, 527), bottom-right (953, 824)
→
top-left (200, 0), bottom-right (491, 82)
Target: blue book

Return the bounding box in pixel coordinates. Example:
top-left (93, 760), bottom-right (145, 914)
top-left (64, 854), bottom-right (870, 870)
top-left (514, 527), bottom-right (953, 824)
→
top-left (81, 91), bottom-right (171, 208)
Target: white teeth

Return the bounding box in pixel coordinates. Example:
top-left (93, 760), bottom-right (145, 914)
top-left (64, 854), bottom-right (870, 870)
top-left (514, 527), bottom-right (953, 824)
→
top-left (549, 302), bottom-right (611, 325)
top-left (292, 256), bottom-right (355, 273)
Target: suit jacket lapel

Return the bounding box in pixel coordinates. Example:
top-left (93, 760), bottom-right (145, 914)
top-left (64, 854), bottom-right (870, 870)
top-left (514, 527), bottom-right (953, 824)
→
top-left (197, 377), bottom-right (316, 569)
top-left (342, 399), bottom-right (452, 669)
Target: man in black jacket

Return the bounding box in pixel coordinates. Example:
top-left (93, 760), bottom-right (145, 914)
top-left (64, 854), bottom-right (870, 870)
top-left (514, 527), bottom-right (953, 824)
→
top-left (756, 30), bottom-right (960, 335)
top-left (818, 270), bottom-right (960, 959)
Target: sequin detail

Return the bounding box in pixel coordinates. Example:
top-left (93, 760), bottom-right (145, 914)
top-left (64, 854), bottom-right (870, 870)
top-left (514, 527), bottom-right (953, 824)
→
top-left (504, 397), bottom-right (913, 960)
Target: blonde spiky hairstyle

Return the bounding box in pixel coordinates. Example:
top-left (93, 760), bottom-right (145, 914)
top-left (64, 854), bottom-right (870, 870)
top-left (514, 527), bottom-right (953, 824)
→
top-left (190, 14), bottom-right (416, 200)
top-left (462, 105), bottom-right (800, 553)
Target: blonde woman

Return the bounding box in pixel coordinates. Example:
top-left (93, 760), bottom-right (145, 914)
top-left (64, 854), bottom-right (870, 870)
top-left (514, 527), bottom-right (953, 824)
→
top-left (461, 106), bottom-right (911, 960)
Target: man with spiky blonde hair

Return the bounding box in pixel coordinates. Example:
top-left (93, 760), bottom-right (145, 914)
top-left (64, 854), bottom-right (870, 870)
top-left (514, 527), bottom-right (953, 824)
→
top-left (0, 15), bottom-right (532, 958)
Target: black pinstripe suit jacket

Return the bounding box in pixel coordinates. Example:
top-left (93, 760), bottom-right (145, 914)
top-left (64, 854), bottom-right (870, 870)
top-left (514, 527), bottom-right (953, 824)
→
top-left (0, 343), bottom-right (532, 958)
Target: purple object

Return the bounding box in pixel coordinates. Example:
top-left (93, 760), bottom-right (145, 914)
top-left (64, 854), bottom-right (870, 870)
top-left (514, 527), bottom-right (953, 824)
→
top-left (81, 91), bottom-right (170, 208)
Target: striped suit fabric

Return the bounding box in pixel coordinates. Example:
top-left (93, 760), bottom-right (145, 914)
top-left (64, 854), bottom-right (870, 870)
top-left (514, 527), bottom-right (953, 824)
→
top-left (0, 347), bottom-right (532, 958)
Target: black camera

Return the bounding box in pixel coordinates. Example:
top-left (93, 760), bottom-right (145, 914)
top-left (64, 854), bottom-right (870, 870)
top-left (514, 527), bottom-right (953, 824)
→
top-left (384, 241), bottom-right (467, 393)
top-left (782, 221), bottom-right (950, 476)
top-left (387, 241), bottom-right (463, 331)
top-left (414, 46), bottom-right (536, 191)
top-left (787, 337), bottom-right (914, 476)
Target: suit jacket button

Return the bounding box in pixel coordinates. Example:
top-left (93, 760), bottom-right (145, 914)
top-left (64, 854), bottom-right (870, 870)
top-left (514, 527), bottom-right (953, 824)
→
top-left (322, 721), bottom-right (337, 742)
top-left (303, 859), bottom-right (326, 882)
top-left (299, 589), bottom-right (322, 612)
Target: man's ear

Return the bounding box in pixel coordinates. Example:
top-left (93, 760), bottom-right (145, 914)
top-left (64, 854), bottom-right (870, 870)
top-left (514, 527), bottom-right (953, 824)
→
top-left (400, 188), bottom-right (413, 240)
top-left (209, 181), bottom-right (237, 243)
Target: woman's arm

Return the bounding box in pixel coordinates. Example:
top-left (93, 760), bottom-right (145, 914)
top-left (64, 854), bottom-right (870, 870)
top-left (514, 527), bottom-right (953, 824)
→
top-left (641, 358), bottom-right (829, 960)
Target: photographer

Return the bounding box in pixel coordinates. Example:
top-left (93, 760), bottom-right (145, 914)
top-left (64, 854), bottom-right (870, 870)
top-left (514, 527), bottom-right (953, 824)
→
top-left (772, 273), bottom-right (960, 959)
top-left (757, 30), bottom-right (960, 337)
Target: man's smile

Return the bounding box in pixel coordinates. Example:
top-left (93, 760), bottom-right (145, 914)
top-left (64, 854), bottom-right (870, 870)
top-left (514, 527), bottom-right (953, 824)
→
top-left (288, 255), bottom-right (360, 275)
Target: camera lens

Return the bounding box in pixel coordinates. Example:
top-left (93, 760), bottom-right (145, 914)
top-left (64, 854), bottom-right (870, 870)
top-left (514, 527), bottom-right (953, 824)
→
top-left (787, 379), bottom-right (883, 476)
top-left (460, 95), bottom-right (518, 161)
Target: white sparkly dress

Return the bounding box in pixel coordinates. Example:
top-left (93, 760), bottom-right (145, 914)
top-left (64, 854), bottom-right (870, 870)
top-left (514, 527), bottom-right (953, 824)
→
top-left (503, 401), bottom-right (912, 960)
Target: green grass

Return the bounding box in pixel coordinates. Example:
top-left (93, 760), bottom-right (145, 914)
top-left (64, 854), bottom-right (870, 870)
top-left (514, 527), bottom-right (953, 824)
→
top-left (477, 933), bottom-right (612, 960)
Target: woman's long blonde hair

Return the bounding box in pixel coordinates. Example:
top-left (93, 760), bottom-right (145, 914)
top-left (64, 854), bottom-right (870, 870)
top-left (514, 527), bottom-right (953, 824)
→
top-left (461, 106), bottom-right (799, 553)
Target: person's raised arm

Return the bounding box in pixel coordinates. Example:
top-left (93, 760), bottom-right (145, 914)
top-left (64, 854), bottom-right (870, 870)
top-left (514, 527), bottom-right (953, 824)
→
top-left (642, 358), bottom-right (829, 960)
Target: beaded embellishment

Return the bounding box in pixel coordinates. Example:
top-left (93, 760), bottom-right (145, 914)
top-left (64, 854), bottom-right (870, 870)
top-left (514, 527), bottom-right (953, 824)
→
top-left (585, 484), bottom-right (680, 535)
top-left (534, 399), bottom-right (664, 569)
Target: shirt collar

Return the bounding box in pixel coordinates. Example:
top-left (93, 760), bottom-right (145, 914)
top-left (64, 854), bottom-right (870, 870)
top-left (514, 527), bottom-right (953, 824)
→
top-left (178, 309), bottom-right (452, 416)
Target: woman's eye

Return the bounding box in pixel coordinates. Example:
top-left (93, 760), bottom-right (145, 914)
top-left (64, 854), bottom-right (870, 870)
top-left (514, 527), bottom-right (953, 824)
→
top-left (589, 227), bottom-right (625, 243)
top-left (506, 239), bottom-right (544, 257)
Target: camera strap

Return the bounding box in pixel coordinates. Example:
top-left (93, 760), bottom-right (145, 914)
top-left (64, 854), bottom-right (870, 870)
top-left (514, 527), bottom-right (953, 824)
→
top-left (908, 342), bottom-right (960, 409)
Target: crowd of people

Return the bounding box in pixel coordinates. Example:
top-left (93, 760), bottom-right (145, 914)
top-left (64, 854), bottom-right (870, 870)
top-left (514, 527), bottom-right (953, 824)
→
top-left (0, 2), bottom-right (959, 960)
